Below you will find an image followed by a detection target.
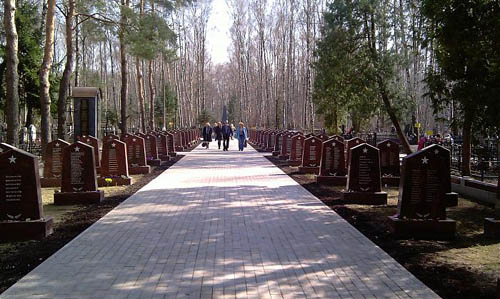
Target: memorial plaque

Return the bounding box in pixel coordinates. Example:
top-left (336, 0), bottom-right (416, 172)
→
top-left (289, 135), bottom-right (305, 166)
top-left (121, 134), bottom-right (151, 174)
top-left (346, 137), bottom-right (366, 169)
top-left (153, 132), bottom-right (169, 161)
top-left (174, 131), bottom-right (183, 151)
top-left (41, 139), bottom-right (70, 187)
top-left (319, 139), bottom-right (346, 177)
top-left (0, 147), bottom-right (54, 240)
top-left (346, 144), bottom-right (381, 193)
top-left (98, 140), bottom-right (132, 186)
top-left (166, 132), bottom-right (176, 157)
top-left (298, 136), bottom-right (322, 174)
top-left (397, 145), bottom-right (453, 220)
top-left (388, 144), bottom-right (456, 239)
top-left (279, 133), bottom-right (291, 159)
top-left (268, 132), bottom-right (275, 151)
top-left (377, 139), bottom-right (400, 176)
top-left (77, 135), bottom-right (101, 168)
top-left (273, 133), bottom-right (284, 156)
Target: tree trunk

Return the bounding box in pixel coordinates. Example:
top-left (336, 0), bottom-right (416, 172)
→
top-left (4, 0), bottom-right (20, 146)
top-left (461, 112), bottom-right (472, 176)
top-left (40, 0), bottom-right (57, 149)
top-left (119, 0), bottom-right (130, 134)
top-left (57, 0), bottom-right (75, 140)
top-left (148, 60), bottom-right (155, 130)
top-left (136, 57), bottom-right (146, 132)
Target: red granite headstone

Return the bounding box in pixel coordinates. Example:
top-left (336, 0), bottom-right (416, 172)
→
top-left (153, 132), bottom-right (170, 161)
top-left (0, 147), bottom-right (53, 240)
top-left (341, 143), bottom-right (387, 205)
top-left (98, 140), bottom-right (132, 186)
top-left (54, 141), bottom-right (104, 205)
top-left (121, 134), bottom-right (151, 174)
top-left (317, 139), bottom-right (347, 185)
top-left (377, 139), bottom-right (401, 186)
top-left (77, 135), bottom-right (101, 169)
top-left (388, 144), bottom-right (456, 239)
top-left (166, 132), bottom-right (177, 157)
top-left (279, 133), bottom-right (293, 160)
top-left (174, 131), bottom-right (184, 151)
top-left (288, 135), bottom-right (305, 166)
top-left (41, 139), bottom-right (70, 187)
top-left (273, 132), bottom-right (284, 156)
top-left (144, 133), bottom-right (163, 166)
top-left (298, 136), bottom-right (322, 174)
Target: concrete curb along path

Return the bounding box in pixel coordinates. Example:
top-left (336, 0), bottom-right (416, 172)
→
top-left (2, 140), bottom-right (439, 298)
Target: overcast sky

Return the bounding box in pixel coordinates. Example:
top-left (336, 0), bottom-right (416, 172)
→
top-left (206, 0), bottom-right (232, 64)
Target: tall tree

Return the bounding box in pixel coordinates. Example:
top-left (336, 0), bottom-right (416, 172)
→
top-left (4, 0), bottom-right (20, 146)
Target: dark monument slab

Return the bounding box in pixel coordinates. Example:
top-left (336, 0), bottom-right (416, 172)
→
top-left (299, 136), bottom-right (322, 174)
top-left (98, 140), bottom-right (132, 187)
top-left (345, 137), bottom-right (366, 170)
top-left (484, 175), bottom-right (500, 239)
top-left (288, 135), bottom-right (305, 167)
top-left (77, 135), bottom-right (101, 171)
top-left (144, 133), bottom-right (163, 166)
top-left (317, 139), bottom-right (347, 185)
top-left (174, 131), bottom-right (184, 152)
top-left (273, 132), bottom-right (284, 156)
top-left (341, 143), bottom-right (388, 205)
top-left (279, 133), bottom-right (294, 160)
top-left (377, 139), bottom-right (401, 186)
top-left (166, 132), bottom-right (177, 157)
top-left (121, 134), bottom-right (151, 175)
top-left (153, 132), bottom-right (170, 161)
top-left (73, 87), bottom-right (100, 142)
top-left (267, 131), bottom-right (276, 151)
top-left (387, 144), bottom-right (456, 239)
top-left (54, 141), bottom-right (104, 205)
top-left (41, 139), bottom-right (71, 187)
top-left (0, 147), bottom-right (53, 241)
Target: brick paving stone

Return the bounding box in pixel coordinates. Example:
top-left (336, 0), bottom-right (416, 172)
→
top-left (1, 141), bottom-right (439, 299)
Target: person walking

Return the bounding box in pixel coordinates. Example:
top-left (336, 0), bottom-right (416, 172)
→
top-left (235, 121), bottom-right (248, 151)
top-left (213, 122), bottom-right (223, 149)
top-left (202, 122), bottom-right (213, 149)
top-left (221, 121), bottom-right (233, 151)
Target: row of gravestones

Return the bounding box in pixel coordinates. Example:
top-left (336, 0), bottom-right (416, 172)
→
top-left (249, 129), bottom-right (500, 240)
top-left (0, 129), bottom-right (200, 242)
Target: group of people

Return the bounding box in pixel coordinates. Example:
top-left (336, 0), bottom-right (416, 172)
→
top-left (202, 121), bottom-right (248, 151)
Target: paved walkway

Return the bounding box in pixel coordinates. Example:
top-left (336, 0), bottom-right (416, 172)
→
top-left (2, 141), bottom-right (438, 299)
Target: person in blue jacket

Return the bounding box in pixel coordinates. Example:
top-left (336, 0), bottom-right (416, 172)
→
top-left (235, 121), bottom-right (248, 151)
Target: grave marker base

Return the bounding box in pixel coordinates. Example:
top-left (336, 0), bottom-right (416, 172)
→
top-left (484, 218), bottom-right (500, 239)
top-left (129, 166), bottom-right (151, 175)
top-left (381, 176), bottom-right (400, 187)
top-left (340, 191), bottom-right (388, 205)
top-left (0, 217), bottom-right (54, 241)
top-left (298, 166), bottom-right (320, 174)
top-left (272, 151), bottom-right (280, 157)
top-left (147, 159), bottom-right (164, 167)
top-left (445, 192), bottom-right (459, 207)
top-left (40, 177), bottom-right (61, 188)
top-left (169, 152), bottom-right (177, 157)
top-left (316, 175), bottom-right (347, 186)
top-left (54, 191), bottom-right (104, 205)
top-left (287, 160), bottom-right (301, 167)
top-left (278, 155), bottom-right (289, 160)
top-left (159, 154), bottom-right (170, 162)
top-left (175, 146), bottom-right (185, 152)
top-left (97, 177), bottom-right (133, 187)
top-left (387, 215), bottom-right (456, 240)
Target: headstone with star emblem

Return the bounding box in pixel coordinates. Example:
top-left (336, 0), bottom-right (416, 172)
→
top-left (152, 132), bottom-right (170, 161)
top-left (345, 138), bottom-right (366, 169)
top-left (98, 139), bottom-right (132, 186)
top-left (77, 135), bottom-right (101, 172)
top-left (387, 144), bottom-right (456, 239)
top-left (317, 138), bottom-right (347, 185)
top-left (288, 134), bottom-right (305, 166)
top-left (329, 135), bottom-right (345, 143)
top-left (166, 132), bottom-right (177, 157)
top-left (377, 139), bottom-right (401, 186)
top-left (279, 133), bottom-right (293, 160)
top-left (273, 132), bottom-right (284, 156)
top-left (317, 133), bottom-right (329, 142)
top-left (341, 143), bottom-right (388, 205)
top-left (484, 172), bottom-right (500, 238)
top-left (41, 139), bottom-right (71, 187)
top-left (54, 141), bottom-right (104, 205)
top-left (0, 143), bottom-right (17, 155)
top-left (143, 133), bottom-right (163, 166)
top-left (121, 134), bottom-right (151, 174)
top-left (174, 131), bottom-right (184, 152)
top-left (0, 147), bottom-right (54, 241)
top-left (103, 133), bottom-right (120, 145)
top-left (299, 136), bottom-right (323, 174)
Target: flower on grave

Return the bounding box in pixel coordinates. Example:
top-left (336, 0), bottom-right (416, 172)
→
top-left (105, 178), bottom-right (113, 186)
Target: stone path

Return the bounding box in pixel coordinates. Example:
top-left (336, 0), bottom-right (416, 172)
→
top-left (2, 140), bottom-right (438, 299)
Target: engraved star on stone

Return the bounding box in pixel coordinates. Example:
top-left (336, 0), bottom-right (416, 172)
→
top-left (8, 155), bottom-right (16, 164)
top-left (74, 147), bottom-right (80, 152)
top-left (363, 147), bottom-right (368, 154)
top-left (356, 140), bottom-right (359, 144)
top-left (133, 138), bottom-right (137, 142)
top-left (422, 156), bottom-right (429, 164)
top-left (111, 143), bottom-right (116, 148)
top-left (55, 143), bottom-right (60, 147)
top-left (434, 149), bottom-right (439, 155)
top-left (387, 143), bottom-right (391, 147)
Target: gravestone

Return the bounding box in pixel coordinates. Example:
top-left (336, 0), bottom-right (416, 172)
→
top-left (144, 133), bottom-right (162, 166)
top-left (73, 87), bottom-right (100, 141)
top-left (341, 143), bottom-right (388, 205)
top-left (77, 135), bottom-right (101, 171)
top-left (288, 135), bottom-right (305, 167)
top-left (54, 141), bottom-right (104, 205)
top-left (41, 139), bottom-right (70, 187)
top-left (317, 133), bottom-right (329, 142)
top-left (0, 142), bottom-right (17, 153)
top-left (484, 175), bottom-right (500, 238)
top-left (279, 133), bottom-right (291, 160)
top-left (345, 137), bottom-right (366, 170)
top-left (377, 139), bottom-right (401, 186)
top-left (299, 136), bottom-right (322, 174)
top-left (103, 134), bottom-right (120, 145)
top-left (174, 131), bottom-right (184, 151)
top-left (98, 140), bottom-right (132, 186)
top-left (329, 135), bottom-right (344, 143)
top-left (153, 132), bottom-right (170, 161)
top-left (0, 147), bottom-right (54, 241)
top-left (273, 132), bottom-right (284, 156)
top-left (166, 132), bottom-right (177, 157)
top-left (267, 131), bottom-right (276, 151)
top-left (121, 134), bottom-right (151, 174)
top-left (387, 144), bottom-right (456, 239)
top-left (317, 139), bottom-right (347, 185)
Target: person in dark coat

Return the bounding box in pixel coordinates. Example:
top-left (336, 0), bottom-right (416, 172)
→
top-left (202, 122), bottom-right (213, 149)
top-left (213, 122), bottom-right (223, 149)
top-left (221, 121), bottom-right (233, 151)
